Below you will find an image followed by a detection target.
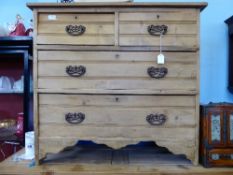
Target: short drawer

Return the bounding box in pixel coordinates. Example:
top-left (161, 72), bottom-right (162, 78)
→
top-left (37, 13), bottom-right (115, 45)
top-left (119, 10), bottom-right (198, 48)
top-left (38, 94), bottom-right (196, 159)
top-left (206, 149), bottom-right (233, 167)
top-left (37, 51), bottom-right (197, 93)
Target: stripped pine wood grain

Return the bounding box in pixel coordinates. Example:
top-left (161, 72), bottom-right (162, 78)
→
top-left (38, 93), bottom-right (197, 161)
top-left (37, 13), bottom-right (115, 45)
top-left (37, 35), bottom-right (115, 45)
top-left (39, 94), bottom-right (196, 127)
top-left (39, 125), bottom-right (196, 139)
top-left (119, 23), bottom-right (197, 35)
top-left (27, 2), bottom-right (206, 166)
top-left (38, 23), bottom-right (114, 34)
top-left (38, 93), bottom-right (197, 158)
top-left (119, 11), bottom-right (197, 47)
top-left (39, 13), bottom-right (115, 23)
top-left (37, 45), bottom-right (199, 52)
top-left (118, 10), bottom-right (197, 22)
top-left (39, 106), bottom-right (196, 127)
top-left (119, 35), bottom-right (197, 47)
top-left (37, 78), bottom-right (196, 92)
top-left (37, 89), bottom-right (197, 95)
top-left (33, 9), bottom-right (40, 165)
top-left (38, 51), bottom-right (197, 62)
top-left (194, 9), bottom-right (200, 165)
top-left (38, 133), bottom-right (196, 161)
top-left (38, 61), bottom-right (196, 78)
top-left (37, 127), bottom-right (198, 163)
top-left (39, 94), bottom-right (196, 106)
top-left (27, 2), bottom-right (207, 10)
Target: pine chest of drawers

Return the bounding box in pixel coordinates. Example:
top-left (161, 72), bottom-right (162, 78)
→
top-left (28, 2), bottom-right (207, 165)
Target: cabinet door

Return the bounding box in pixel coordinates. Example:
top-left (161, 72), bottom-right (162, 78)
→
top-left (207, 109), bottom-right (225, 146)
top-left (227, 110), bottom-right (233, 146)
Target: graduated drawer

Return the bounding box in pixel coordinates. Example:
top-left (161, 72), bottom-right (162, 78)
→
top-left (38, 94), bottom-right (197, 157)
top-left (119, 10), bottom-right (198, 48)
top-left (37, 51), bottom-right (197, 93)
top-left (37, 13), bottom-right (115, 45)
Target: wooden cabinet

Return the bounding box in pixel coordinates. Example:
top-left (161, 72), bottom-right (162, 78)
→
top-left (0, 37), bottom-right (32, 161)
top-left (200, 103), bottom-right (233, 167)
top-left (225, 16), bottom-right (233, 93)
top-left (28, 2), bottom-right (207, 165)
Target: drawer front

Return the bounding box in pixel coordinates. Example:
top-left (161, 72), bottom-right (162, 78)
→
top-left (207, 149), bottom-right (233, 167)
top-left (37, 13), bottom-right (115, 45)
top-left (39, 94), bottom-right (196, 127)
top-left (39, 94), bottom-right (196, 141)
top-left (119, 10), bottom-right (198, 48)
top-left (38, 94), bottom-right (197, 159)
top-left (37, 51), bottom-right (197, 93)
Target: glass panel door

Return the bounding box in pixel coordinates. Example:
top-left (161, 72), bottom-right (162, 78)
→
top-left (207, 110), bottom-right (224, 146)
top-left (228, 114), bottom-right (233, 145)
top-left (211, 114), bottom-right (221, 142)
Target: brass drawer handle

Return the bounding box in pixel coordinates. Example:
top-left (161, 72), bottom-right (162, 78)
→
top-left (146, 114), bottom-right (167, 126)
top-left (66, 65), bottom-right (86, 77)
top-left (147, 67), bottom-right (168, 79)
top-left (65, 25), bottom-right (86, 36)
top-left (147, 25), bottom-right (168, 36)
top-left (65, 112), bottom-right (85, 124)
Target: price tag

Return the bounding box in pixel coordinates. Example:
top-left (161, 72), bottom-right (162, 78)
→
top-left (157, 53), bottom-right (165, 64)
top-left (48, 15), bottom-right (57, 21)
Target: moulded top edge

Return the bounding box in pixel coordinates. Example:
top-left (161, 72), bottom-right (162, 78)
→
top-left (27, 2), bottom-right (207, 11)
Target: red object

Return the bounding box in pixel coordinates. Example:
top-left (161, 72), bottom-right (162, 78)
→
top-left (15, 113), bottom-right (24, 138)
top-left (9, 23), bottom-right (26, 36)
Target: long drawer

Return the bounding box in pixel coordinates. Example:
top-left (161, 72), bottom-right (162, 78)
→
top-left (39, 94), bottom-right (196, 127)
top-left (37, 13), bottom-right (115, 45)
top-left (38, 94), bottom-right (197, 160)
top-left (37, 51), bottom-right (197, 93)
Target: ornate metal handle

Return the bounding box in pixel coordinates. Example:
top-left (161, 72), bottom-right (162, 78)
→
top-left (65, 25), bottom-right (86, 36)
top-left (147, 25), bottom-right (168, 36)
top-left (147, 67), bottom-right (168, 79)
top-left (65, 112), bottom-right (85, 124)
top-left (66, 65), bottom-right (86, 77)
top-left (146, 114), bottom-right (167, 126)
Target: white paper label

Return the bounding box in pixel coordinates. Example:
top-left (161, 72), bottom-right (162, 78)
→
top-left (157, 54), bottom-right (165, 64)
top-left (48, 15), bottom-right (57, 21)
